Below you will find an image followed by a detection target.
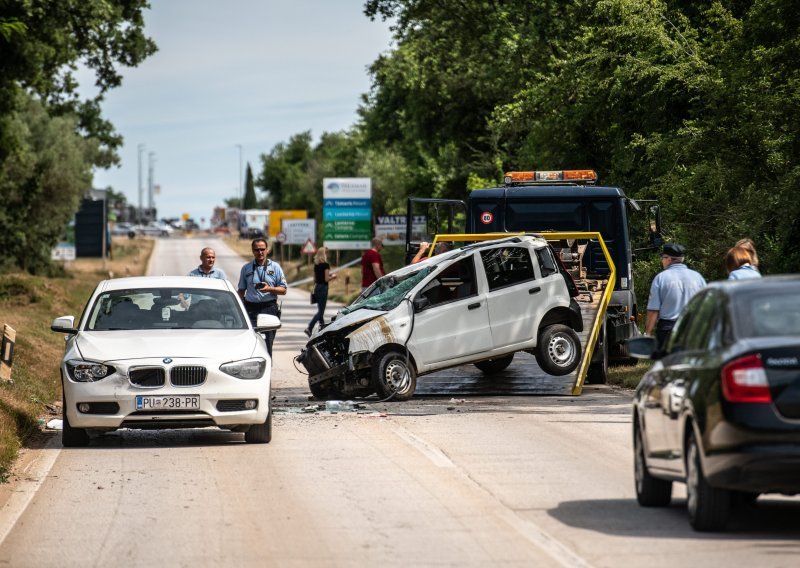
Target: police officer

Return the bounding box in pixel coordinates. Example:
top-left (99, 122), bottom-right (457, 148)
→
top-left (237, 238), bottom-right (287, 356)
top-left (645, 243), bottom-right (706, 351)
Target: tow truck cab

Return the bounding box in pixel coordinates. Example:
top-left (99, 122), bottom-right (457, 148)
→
top-left (405, 170), bottom-right (662, 377)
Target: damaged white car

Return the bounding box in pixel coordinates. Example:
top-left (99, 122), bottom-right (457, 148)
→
top-left (299, 235), bottom-right (583, 401)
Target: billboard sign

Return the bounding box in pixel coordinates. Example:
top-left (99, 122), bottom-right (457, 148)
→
top-left (282, 219), bottom-right (316, 245)
top-left (268, 210), bottom-right (306, 238)
top-left (375, 214), bottom-right (427, 246)
top-left (323, 178), bottom-right (372, 250)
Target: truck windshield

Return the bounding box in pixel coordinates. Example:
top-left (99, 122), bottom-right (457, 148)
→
top-left (341, 267), bottom-right (434, 315)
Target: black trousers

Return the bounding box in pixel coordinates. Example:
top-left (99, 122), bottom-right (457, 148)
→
top-left (655, 318), bottom-right (677, 352)
top-left (244, 301), bottom-right (279, 356)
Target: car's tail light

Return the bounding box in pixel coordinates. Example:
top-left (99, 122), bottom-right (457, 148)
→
top-left (721, 353), bottom-right (771, 403)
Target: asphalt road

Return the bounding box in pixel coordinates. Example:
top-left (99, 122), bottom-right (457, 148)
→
top-left (1, 236), bottom-right (798, 567)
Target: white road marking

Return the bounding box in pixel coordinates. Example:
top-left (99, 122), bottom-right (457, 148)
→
top-left (0, 435), bottom-right (61, 546)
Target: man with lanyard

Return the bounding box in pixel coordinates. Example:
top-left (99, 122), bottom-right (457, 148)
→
top-left (188, 247), bottom-right (227, 279)
top-left (237, 238), bottom-right (287, 356)
top-left (645, 242), bottom-right (706, 351)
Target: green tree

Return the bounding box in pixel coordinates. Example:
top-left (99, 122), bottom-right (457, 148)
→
top-left (0, 94), bottom-right (97, 273)
top-left (243, 162), bottom-right (257, 209)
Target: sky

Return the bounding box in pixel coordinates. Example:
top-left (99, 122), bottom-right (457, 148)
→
top-left (86, 1), bottom-right (394, 226)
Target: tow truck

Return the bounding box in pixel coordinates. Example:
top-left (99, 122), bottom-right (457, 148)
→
top-left (405, 169), bottom-right (662, 385)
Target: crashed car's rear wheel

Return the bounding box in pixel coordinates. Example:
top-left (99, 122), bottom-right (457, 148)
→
top-left (372, 350), bottom-right (416, 401)
top-left (62, 392), bottom-right (89, 448)
top-left (535, 324), bottom-right (581, 376)
top-left (244, 411), bottom-right (272, 444)
top-left (474, 354), bottom-right (514, 374)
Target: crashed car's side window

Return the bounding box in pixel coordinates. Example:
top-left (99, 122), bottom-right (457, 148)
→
top-left (419, 256), bottom-right (478, 307)
top-left (480, 246), bottom-right (536, 291)
top-left (536, 247), bottom-right (559, 277)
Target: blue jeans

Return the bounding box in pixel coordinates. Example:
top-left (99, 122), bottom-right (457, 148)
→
top-left (308, 284), bottom-right (328, 331)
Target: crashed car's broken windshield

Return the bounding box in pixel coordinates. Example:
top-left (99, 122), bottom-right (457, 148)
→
top-left (341, 267), bottom-right (434, 315)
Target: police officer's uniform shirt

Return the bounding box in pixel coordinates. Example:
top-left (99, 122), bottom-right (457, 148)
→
top-left (647, 263), bottom-right (706, 321)
top-left (188, 266), bottom-right (228, 280)
top-left (238, 260), bottom-right (287, 302)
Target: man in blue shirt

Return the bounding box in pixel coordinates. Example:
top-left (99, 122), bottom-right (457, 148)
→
top-left (188, 247), bottom-right (227, 279)
top-left (645, 243), bottom-right (706, 350)
top-left (237, 238), bottom-right (287, 356)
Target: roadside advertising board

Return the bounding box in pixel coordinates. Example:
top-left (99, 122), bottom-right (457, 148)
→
top-left (282, 219), bottom-right (316, 245)
top-left (322, 178), bottom-right (372, 250)
top-left (375, 214), bottom-right (427, 246)
top-left (268, 210), bottom-right (307, 239)
top-left (51, 242), bottom-right (76, 261)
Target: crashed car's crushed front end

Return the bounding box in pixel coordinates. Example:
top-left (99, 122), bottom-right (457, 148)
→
top-left (299, 266), bottom-right (432, 398)
top-left (300, 319), bottom-right (379, 398)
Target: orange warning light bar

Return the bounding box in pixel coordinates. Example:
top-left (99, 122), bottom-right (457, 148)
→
top-left (503, 170), bottom-right (598, 185)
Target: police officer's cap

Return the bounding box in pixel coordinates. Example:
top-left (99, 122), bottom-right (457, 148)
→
top-left (663, 243), bottom-right (685, 257)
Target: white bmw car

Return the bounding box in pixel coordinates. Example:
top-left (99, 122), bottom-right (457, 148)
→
top-left (51, 276), bottom-right (280, 447)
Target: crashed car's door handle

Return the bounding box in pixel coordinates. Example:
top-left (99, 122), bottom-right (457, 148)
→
top-left (468, 302), bottom-right (481, 310)
top-left (529, 287), bottom-right (541, 295)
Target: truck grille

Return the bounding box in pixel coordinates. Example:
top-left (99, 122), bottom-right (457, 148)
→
top-left (171, 365), bottom-right (207, 386)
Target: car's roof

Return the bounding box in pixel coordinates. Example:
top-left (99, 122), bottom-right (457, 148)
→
top-left (97, 276), bottom-right (233, 292)
top-left (708, 275), bottom-right (800, 295)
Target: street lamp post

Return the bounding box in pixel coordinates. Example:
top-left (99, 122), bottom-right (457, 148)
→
top-left (137, 144), bottom-right (144, 223)
top-left (236, 144), bottom-right (243, 208)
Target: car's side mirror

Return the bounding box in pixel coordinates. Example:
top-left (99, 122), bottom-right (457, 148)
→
top-left (51, 315), bottom-right (78, 334)
top-left (413, 296), bottom-right (430, 312)
top-left (626, 336), bottom-right (660, 360)
top-left (254, 314), bottom-right (282, 332)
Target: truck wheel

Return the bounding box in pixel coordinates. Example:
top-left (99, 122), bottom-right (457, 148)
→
top-left (372, 350), bottom-right (416, 401)
top-left (587, 324), bottom-right (609, 384)
top-left (474, 354), bottom-right (514, 374)
top-left (62, 393), bottom-right (89, 448)
top-left (535, 324), bottom-right (581, 376)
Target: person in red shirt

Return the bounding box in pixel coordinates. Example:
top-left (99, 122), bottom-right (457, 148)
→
top-left (361, 237), bottom-right (384, 290)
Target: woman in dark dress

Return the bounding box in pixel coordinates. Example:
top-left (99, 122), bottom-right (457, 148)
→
top-left (305, 247), bottom-right (337, 336)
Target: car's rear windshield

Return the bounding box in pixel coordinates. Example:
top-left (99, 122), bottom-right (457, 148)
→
top-left (734, 286), bottom-right (800, 337)
top-left (85, 288), bottom-right (247, 331)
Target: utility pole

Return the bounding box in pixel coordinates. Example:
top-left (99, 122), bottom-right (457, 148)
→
top-left (148, 151), bottom-right (155, 222)
top-left (137, 144), bottom-right (144, 223)
top-left (236, 144), bottom-right (243, 208)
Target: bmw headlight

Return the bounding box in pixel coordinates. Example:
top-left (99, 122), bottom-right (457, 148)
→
top-left (66, 359), bottom-right (116, 382)
top-left (220, 358), bottom-right (266, 380)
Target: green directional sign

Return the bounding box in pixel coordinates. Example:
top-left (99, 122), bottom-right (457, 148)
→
top-left (322, 178), bottom-right (372, 250)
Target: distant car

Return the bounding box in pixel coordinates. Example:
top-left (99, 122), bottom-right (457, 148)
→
top-left (628, 276), bottom-right (800, 531)
top-left (136, 222), bottom-right (173, 237)
top-left (111, 222), bottom-right (136, 237)
top-left (299, 235), bottom-right (583, 401)
top-left (50, 276), bottom-right (281, 447)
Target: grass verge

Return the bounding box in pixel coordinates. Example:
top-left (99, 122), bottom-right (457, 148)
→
top-left (0, 237), bottom-right (153, 482)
